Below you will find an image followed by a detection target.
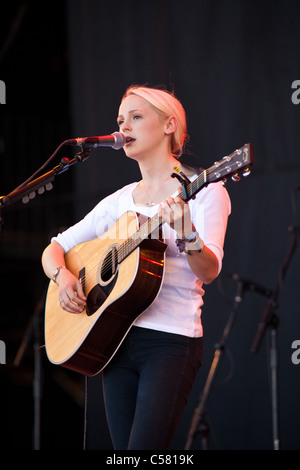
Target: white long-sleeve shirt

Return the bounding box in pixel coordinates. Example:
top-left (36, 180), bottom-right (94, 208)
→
top-left (52, 179), bottom-right (231, 338)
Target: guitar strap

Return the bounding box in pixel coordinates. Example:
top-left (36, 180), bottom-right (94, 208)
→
top-left (181, 162), bottom-right (203, 176)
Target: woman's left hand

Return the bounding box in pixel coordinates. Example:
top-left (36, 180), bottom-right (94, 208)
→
top-left (159, 195), bottom-right (193, 239)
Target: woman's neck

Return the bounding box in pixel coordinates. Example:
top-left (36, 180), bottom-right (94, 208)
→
top-left (138, 154), bottom-right (179, 188)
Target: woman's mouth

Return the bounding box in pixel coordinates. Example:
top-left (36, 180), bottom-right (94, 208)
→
top-left (125, 137), bottom-right (136, 145)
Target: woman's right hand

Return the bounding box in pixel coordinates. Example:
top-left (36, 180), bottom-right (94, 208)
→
top-left (56, 268), bottom-right (87, 313)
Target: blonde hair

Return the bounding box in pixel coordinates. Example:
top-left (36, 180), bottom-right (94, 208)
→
top-left (122, 85), bottom-right (188, 157)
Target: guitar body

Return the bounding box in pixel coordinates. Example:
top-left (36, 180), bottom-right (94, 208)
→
top-left (45, 211), bottom-right (167, 376)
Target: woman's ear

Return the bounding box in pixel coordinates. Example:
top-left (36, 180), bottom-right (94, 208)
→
top-left (164, 116), bottom-right (177, 135)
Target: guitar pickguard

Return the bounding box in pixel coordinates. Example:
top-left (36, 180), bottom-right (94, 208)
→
top-left (86, 280), bottom-right (118, 316)
top-left (79, 246), bottom-right (119, 316)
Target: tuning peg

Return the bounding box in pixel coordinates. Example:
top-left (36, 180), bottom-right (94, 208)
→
top-left (242, 168), bottom-right (251, 177)
top-left (222, 179), bottom-right (227, 186)
top-left (231, 173), bottom-right (240, 182)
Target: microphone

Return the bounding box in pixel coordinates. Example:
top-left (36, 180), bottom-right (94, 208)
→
top-left (226, 273), bottom-right (273, 298)
top-left (65, 131), bottom-right (125, 150)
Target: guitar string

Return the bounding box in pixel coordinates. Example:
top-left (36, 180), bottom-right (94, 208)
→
top-left (77, 154), bottom-right (244, 285)
top-left (77, 150), bottom-right (248, 284)
top-left (77, 217), bottom-right (161, 286)
top-left (78, 160), bottom-right (233, 285)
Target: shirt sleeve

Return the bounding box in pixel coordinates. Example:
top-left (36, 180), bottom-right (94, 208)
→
top-left (51, 192), bottom-right (119, 252)
top-left (190, 181), bottom-right (231, 274)
top-left (51, 182), bottom-right (138, 253)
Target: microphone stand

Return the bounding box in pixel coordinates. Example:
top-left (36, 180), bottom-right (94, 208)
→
top-left (13, 287), bottom-right (47, 449)
top-left (1, 144), bottom-right (93, 448)
top-left (250, 206), bottom-right (299, 450)
top-left (184, 280), bottom-right (245, 450)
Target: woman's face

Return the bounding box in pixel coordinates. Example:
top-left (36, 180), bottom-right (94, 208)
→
top-left (117, 94), bottom-right (170, 161)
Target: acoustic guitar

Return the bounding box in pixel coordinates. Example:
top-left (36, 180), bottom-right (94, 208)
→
top-left (45, 143), bottom-right (253, 375)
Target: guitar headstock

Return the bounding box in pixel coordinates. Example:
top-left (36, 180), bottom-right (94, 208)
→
top-left (175, 143), bottom-right (254, 203)
top-left (206, 143), bottom-right (253, 184)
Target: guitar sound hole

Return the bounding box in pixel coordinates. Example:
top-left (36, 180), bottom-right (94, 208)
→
top-left (100, 246), bottom-right (118, 284)
top-left (86, 246), bottom-right (119, 317)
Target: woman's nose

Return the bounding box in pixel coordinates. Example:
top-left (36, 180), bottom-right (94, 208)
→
top-left (120, 119), bottom-right (131, 133)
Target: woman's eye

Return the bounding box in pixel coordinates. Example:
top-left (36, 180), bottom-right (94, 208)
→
top-left (117, 115), bottom-right (141, 126)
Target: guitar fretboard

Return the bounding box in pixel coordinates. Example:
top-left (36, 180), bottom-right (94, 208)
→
top-left (116, 143), bottom-right (252, 263)
top-left (116, 170), bottom-right (207, 263)
top-left (117, 213), bottom-right (162, 263)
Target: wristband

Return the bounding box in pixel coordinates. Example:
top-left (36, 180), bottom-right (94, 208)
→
top-left (52, 266), bottom-right (66, 284)
top-left (184, 233), bottom-right (204, 255)
top-left (176, 230), bottom-right (204, 255)
top-left (179, 229), bottom-right (197, 242)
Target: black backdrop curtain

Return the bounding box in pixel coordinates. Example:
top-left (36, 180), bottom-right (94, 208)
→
top-left (1, 0), bottom-right (299, 451)
top-left (66, 0), bottom-right (300, 450)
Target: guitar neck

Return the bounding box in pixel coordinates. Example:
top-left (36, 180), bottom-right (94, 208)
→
top-left (117, 143), bottom-right (253, 263)
top-left (118, 212), bottom-right (163, 263)
top-left (117, 173), bottom-right (206, 263)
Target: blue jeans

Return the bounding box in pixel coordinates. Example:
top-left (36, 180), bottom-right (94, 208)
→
top-left (102, 326), bottom-right (203, 450)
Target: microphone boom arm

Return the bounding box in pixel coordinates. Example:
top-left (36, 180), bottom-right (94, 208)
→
top-left (0, 147), bottom-right (93, 209)
top-left (0, 131), bottom-right (125, 209)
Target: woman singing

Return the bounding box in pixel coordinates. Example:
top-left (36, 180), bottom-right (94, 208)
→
top-left (42, 85), bottom-right (231, 449)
